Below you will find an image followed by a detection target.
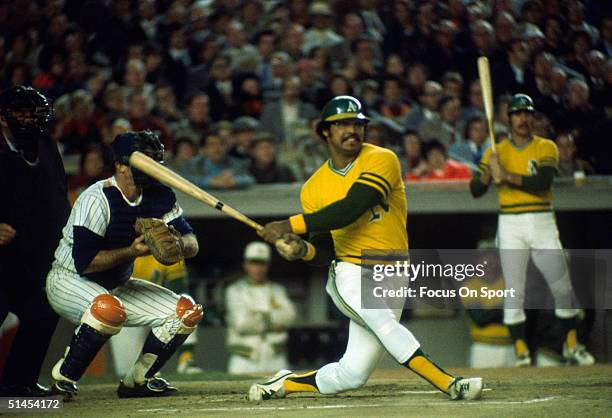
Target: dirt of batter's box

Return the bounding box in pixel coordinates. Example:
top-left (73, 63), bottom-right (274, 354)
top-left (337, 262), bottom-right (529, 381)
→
top-left (49, 365), bottom-right (612, 418)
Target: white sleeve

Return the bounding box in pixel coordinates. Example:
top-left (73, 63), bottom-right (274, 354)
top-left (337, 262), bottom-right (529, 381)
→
top-left (225, 285), bottom-right (267, 334)
top-left (73, 191), bottom-right (109, 236)
top-left (162, 202), bottom-right (183, 224)
top-left (269, 285), bottom-right (297, 329)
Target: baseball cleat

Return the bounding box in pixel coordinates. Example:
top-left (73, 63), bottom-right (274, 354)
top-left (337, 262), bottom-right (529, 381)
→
top-left (117, 377), bottom-right (178, 398)
top-left (515, 352), bottom-right (532, 367)
top-left (248, 369), bottom-right (295, 401)
top-left (448, 377), bottom-right (483, 401)
top-left (51, 380), bottom-right (78, 401)
top-left (0, 383), bottom-right (53, 397)
top-left (563, 343), bottom-right (595, 365)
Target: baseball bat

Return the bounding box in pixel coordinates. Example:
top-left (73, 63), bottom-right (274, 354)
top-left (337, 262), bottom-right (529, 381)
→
top-left (477, 56), bottom-right (496, 153)
top-left (129, 151), bottom-right (263, 232)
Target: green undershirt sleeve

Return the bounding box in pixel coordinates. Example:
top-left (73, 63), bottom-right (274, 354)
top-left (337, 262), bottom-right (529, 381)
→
top-left (470, 172), bottom-right (489, 198)
top-left (520, 166), bottom-right (555, 193)
top-left (303, 182), bottom-right (383, 232)
top-left (306, 231), bottom-right (335, 267)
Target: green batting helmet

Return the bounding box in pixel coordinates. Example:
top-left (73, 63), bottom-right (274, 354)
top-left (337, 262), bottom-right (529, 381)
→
top-left (316, 95), bottom-right (369, 140)
top-left (507, 93), bottom-right (535, 115)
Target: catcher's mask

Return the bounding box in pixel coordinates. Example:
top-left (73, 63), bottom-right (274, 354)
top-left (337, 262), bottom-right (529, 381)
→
top-left (0, 85), bottom-right (53, 155)
top-left (315, 95), bottom-right (370, 141)
top-left (112, 130), bottom-right (164, 187)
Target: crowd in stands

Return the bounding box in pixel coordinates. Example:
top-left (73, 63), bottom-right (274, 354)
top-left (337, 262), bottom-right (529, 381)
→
top-left (1, 0), bottom-right (610, 197)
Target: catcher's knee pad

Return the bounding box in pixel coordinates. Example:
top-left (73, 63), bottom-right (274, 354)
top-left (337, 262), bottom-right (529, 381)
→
top-left (176, 295), bottom-right (203, 330)
top-left (81, 294), bottom-right (126, 335)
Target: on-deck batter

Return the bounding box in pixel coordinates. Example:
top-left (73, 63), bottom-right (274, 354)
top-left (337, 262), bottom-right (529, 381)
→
top-left (470, 93), bottom-right (594, 367)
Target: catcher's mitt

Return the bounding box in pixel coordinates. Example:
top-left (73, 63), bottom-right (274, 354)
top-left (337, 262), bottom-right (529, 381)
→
top-left (134, 218), bottom-right (184, 265)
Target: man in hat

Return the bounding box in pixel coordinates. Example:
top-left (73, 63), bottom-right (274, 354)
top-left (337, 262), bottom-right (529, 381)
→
top-left (225, 242), bottom-right (296, 374)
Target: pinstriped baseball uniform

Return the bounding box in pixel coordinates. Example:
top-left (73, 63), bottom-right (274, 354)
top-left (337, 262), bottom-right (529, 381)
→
top-left (46, 176), bottom-right (194, 341)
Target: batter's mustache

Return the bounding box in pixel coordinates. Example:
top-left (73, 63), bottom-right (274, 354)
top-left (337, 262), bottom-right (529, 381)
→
top-left (342, 134), bottom-right (361, 142)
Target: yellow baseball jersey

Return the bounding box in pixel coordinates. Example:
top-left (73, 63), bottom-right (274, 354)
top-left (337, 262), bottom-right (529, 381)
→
top-left (132, 255), bottom-right (187, 286)
top-left (479, 136), bottom-right (558, 214)
top-left (300, 143), bottom-right (408, 264)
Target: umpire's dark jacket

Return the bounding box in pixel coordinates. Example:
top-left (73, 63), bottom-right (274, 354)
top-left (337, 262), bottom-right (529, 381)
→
top-left (0, 135), bottom-right (70, 285)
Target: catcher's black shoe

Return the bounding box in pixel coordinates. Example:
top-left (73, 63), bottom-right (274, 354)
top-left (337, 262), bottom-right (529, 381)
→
top-left (117, 377), bottom-right (178, 398)
top-left (51, 380), bottom-right (78, 401)
top-left (0, 382), bottom-right (53, 397)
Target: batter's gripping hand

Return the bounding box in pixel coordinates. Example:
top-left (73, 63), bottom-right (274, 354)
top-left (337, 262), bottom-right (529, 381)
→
top-left (275, 233), bottom-right (307, 261)
top-left (134, 218), bottom-right (184, 265)
top-left (258, 220), bottom-right (292, 244)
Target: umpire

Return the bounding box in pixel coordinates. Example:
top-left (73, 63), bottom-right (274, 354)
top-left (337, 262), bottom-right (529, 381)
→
top-left (0, 86), bottom-right (70, 396)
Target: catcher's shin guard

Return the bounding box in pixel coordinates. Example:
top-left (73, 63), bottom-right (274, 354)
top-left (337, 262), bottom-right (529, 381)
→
top-left (129, 296), bottom-right (203, 382)
top-left (55, 295), bottom-right (126, 382)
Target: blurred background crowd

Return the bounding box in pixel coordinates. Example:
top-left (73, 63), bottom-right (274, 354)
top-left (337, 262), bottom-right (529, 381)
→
top-left (1, 0), bottom-right (610, 199)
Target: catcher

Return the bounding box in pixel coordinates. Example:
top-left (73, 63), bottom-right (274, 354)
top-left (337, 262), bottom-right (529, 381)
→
top-left (46, 131), bottom-right (202, 400)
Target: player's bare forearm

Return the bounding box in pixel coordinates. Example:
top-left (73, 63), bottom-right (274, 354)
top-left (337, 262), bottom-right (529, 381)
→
top-left (501, 170), bottom-right (523, 186)
top-left (181, 233), bottom-right (199, 258)
top-left (83, 247), bottom-right (141, 274)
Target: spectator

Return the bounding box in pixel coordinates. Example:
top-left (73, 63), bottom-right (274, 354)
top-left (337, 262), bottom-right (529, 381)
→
top-left (122, 59), bottom-right (154, 109)
top-left (542, 15), bottom-right (565, 56)
top-left (224, 20), bottom-right (259, 71)
top-left (67, 145), bottom-right (109, 205)
top-left (406, 139), bottom-right (472, 181)
top-left (163, 24), bottom-right (191, 101)
top-left (557, 79), bottom-right (603, 136)
top-left (449, 117), bottom-right (488, 166)
top-left (264, 51), bottom-right (294, 102)
top-left (399, 130), bottom-right (428, 178)
top-left (364, 121), bottom-right (389, 148)
top-left (382, 0), bottom-right (424, 63)
top-left (230, 72), bottom-right (264, 119)
top-left (423, 19), bottom-right (460, 80)
top-left (494, 11), bottom-right (516, 52)
top-left (493, 38), bottom-right (531, 97)
top-left (419, 95), bottom-right (462, 147)
top-left (152, 83), bottom-right (186, 135)
top-left (461, 79), bottom-right (485, 123)
top-left (279, 116), bottom-right (328, 181)
top-left (248, 132), bottom-right (296, 184)
top-left (174, 93), bottom-right (211, 143)
top-left (225, 242), bottom-right (296, 374)
top-left (566, 0), bottom-right (599, 44)
top-left (259, 76), bottom-right (317, 146)
top-left (229, 116), bottom-right (260, 160)
top-left (126, 91), bottom-right (172, 151)
top-left (281, 23), bottom-right (305, 62)
top-left (204, 54), bottom-right (233, 121)
top-left (165, 137), bottom-right (197, 173)
top-left (404, 80), bottom-right (442, 131)
top-left (302, 2), bottom-right (342, 53)
top-left (441, 71), bottom-right (464, 98)
top-left (564, 31), bottom-right (592, 77)
top-left (184, 132), bottom-right (254, 190)
top-left (525, 51), bottom-right (556, 101)
top-left (254, 29), bottom-right (277, 96)
top-left (596, 16), bottom-right (612, 57)
top-left (555, 132), bottom-right (594, 178)
top-left (532, 112), bottom-right (555, 138)
top-left (374, 76), bottom-right (414, 123)
top-left (459, 20), bottom-right (498, 82)
top-left (59, 89), bottom-right (105, 155)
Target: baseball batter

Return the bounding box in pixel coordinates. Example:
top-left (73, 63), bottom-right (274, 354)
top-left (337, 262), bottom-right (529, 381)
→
top-left (248, 96), bottom-right (483, 402)
top-left (470, 93), bottom-right (594, 366)
top-left (46, 131), bottom-right (203, 400)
